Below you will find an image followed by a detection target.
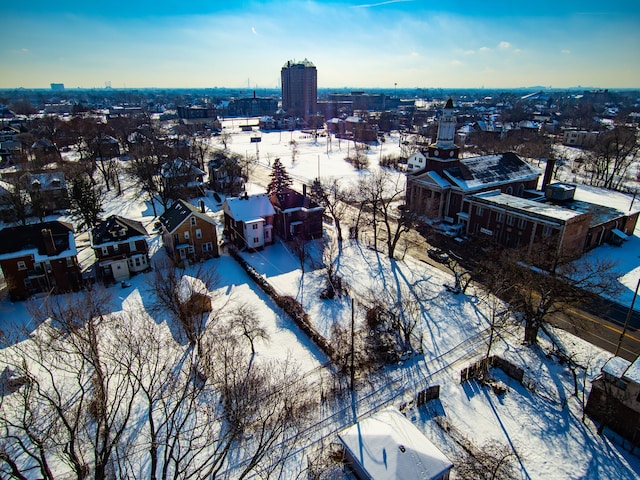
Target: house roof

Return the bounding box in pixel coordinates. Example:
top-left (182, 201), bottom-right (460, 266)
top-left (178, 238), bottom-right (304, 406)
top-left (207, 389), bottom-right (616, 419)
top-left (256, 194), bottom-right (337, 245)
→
top-left (222, 193), bottom-right (275, 223)
top-left (274, 187), bottom-right (323, 211)
top-left (159, 199), bottom-right (215, 233)
top-left (21, 172), bottom-right (67, 191)
top-left (0, 221), bottom-right (75, 260)
top-left (623, 357), bottom-right (640, 384)
top-left (338, 407), bottom-right (453, 480)
top-left (161, 158), bottom-right (205, 179)
top-left (90, 215), bottom-right (148, 247)
top-left (601, 356), bottom-right (640, 384)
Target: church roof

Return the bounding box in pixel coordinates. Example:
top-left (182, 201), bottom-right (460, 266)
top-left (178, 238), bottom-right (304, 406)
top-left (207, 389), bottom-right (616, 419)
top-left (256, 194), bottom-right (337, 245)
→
top-left (444, 152), bottom-right (540, 192)
top-left (444, 98), bottom-right (454, 109)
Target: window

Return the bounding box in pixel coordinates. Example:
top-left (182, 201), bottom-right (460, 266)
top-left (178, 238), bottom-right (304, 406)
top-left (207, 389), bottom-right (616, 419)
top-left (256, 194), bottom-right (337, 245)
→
top-left (253, 237), bottom-right (260, 244)
top-left (66, 257), bottom-right (75, 267)
top-left (190, 216), bottom-right (197, 226)
top-left (517, 218), bottom-right (527, 229)
top-left (518, 184), bottom-right (525, 196)
top-left (184, 231), bottom-right (190, 240)
top-left (113, 243), bottom-right (119, 253)
top-left (506, 186), bottom-right (513, 195)
top-left (202, 242), bottom-right (213, 253)
top-left (495, 212), bottom-right (504, 223)
top-left (196, 229), bottom-right (202, 239)
top-left (252, 224), bottom-right (259, 230)
top-left (476, 206), bottom-right (484, 216)
top-left (506, 215), bottom-right (515, 226)
top-left (17, 260), bottom-right (27, 270)
top-left (101, 246), bottom-right (109, 256)
top-left (542, 225), bottom-right (554, 237)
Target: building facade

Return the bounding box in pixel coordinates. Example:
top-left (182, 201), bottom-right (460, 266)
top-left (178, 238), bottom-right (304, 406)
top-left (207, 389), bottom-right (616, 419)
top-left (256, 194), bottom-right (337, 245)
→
top-left (464, 183), bottom-right (639, 258)
top-left (159, 200), bottom-right (219, 264)
top-left (90, 215), bottom-right (150, 284)
top-left (405, 99), bottom-right (540, 231)
top-left (0, 221), bottom-right (82, 300)
top-left (586, 355), bottom-right (640, 446)
top-left (222, 193), bottom-right (275, 250)
top-left (281, 59), bottom-right (317, 120)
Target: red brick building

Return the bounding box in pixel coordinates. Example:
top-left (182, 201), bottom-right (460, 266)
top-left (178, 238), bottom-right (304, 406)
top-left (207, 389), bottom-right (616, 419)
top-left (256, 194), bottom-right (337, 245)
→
top-left (465, 183), bottom-right (639, 258)
top-left (0, 221), bottom-right (81, 300)
top-left (405, 99), bottom-right (540, 231)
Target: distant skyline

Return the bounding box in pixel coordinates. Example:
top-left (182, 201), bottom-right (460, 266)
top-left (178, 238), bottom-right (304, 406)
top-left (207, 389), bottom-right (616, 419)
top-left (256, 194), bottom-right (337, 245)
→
top-left (1, 1), bottom-right (639, 90)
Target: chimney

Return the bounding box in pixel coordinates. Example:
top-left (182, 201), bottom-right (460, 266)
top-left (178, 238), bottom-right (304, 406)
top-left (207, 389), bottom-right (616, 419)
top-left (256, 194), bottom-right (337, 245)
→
top-left (41, 228), bottom-right (56, 256)
top-left (541, 158), bottom-right (556, 190)
top-left (199, 199), bottom-right (205, 213)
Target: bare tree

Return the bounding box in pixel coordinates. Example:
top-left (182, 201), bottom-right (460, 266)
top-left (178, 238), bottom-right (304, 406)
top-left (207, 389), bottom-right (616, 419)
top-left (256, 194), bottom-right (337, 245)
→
top-left (454, 439), bottom-right (519, 480)
top-left (126, 120), bottom-right (172, 215)
top-left (0, 289), bottom-right (140, 480)
top-left (146, 260), bottom-right (223, 354)
top-left (479, 242), bottom-right (621, 345)
top-left (229, 303), bottom-right (269, 356)
top-left (585, 126), bottom-right (638, 190)
top-left (310, 177), bottom-right (349, 243)
top-left (290, 139), bottom-right (299, 164)
top-left (202, 339), bottom-right (318, 479)
top-left (217, 130), bottom-right (232, 150)
top-left (0, 179), bottom-right (29, 225)
top-left (357, 169), bottom-right (413, 258)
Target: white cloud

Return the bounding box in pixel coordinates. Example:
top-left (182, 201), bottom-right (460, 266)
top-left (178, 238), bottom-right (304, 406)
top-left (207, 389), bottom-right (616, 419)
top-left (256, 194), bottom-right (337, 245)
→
top-left (561, 49), bottom-right (571, 54)
top-left (352, 0), bottom-right (414, 8)
top-left (451, 60), bottom-right (463, 66)
top-left (498, 41), bottom-right (511, 50)
top-left (251, 26), bottom-right (257, 35)
top-left (479, 46), bottom-right (491, 53)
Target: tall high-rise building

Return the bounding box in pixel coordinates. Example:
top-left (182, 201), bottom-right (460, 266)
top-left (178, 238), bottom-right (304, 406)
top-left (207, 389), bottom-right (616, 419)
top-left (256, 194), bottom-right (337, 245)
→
top-left (281, 59), bottom-right (317, 119)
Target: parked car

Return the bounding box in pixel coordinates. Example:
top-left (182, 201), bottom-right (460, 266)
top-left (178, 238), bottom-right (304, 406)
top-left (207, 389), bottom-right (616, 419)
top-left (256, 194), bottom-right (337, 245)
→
top-left (428, 247), bottom-right (449, 263)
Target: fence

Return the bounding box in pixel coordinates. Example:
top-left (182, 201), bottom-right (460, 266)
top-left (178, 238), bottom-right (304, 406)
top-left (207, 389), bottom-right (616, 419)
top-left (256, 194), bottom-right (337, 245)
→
top-left (460, 355), bottom-right (524, 384)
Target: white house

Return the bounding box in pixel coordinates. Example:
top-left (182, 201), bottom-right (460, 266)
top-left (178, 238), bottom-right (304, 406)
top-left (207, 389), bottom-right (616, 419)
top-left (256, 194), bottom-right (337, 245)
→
top-left (407, 151), bottom-right (427, 172)
top-left (338, 407), bottom-right (453, 480)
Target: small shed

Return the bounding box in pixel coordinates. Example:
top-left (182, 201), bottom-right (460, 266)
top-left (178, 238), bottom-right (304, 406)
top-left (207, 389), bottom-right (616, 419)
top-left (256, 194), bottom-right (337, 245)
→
top-left (178, 275), bottom-right (212, 316)
top-left (338, 407), bottom-right (453, 480)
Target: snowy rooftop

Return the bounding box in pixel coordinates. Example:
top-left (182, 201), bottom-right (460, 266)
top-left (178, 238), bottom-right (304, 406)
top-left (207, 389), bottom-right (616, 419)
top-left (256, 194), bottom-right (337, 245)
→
top-left (338, 407), bottom-right (453, 480)
top-left (603, 356), bottom-right (632, 378)
top-left (223, 193), bottom-right (275, 222)
top-left (444, 152), bottom-right (541, 192)
top-left (470, 190), bottom-right (584, 223)
top-left (622, 357), bottom-right (640, 384)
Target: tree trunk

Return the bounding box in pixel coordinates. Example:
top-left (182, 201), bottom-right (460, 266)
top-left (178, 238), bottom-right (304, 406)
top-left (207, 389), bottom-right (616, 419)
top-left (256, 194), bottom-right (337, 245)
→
top-left (524, 318), bottom-right (539, 345)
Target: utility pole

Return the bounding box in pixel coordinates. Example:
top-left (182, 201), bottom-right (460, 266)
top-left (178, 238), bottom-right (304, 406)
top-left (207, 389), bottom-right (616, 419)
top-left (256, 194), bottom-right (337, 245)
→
top-left (616, 278), bottom-right (640, 357)
top-left (350, 297), bottom-right (355, 391)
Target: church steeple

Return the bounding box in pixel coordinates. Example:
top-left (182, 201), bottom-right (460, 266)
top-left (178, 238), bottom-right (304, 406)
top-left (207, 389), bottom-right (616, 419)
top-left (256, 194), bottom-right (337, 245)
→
top-left (428, 98), bottom-right (459, 161)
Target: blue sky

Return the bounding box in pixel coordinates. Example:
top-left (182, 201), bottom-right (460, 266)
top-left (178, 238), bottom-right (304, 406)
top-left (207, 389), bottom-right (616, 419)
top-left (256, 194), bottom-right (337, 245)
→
top-left (1, 1), bottom-right (639, 89)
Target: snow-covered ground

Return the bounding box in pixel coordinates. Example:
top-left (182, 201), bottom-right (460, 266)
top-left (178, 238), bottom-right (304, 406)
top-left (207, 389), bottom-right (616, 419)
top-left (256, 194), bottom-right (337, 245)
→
top-left (1, 123), bottom-right (640, 478)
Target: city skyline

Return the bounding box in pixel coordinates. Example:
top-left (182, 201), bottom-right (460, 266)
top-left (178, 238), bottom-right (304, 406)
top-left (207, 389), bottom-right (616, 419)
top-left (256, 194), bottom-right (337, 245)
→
top-left (1, 0), bottom-right (639, 90)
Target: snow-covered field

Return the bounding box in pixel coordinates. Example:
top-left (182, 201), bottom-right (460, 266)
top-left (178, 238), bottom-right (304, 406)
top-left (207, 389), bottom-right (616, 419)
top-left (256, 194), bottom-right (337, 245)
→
top-left (1, 123), bottom-right (640, 478)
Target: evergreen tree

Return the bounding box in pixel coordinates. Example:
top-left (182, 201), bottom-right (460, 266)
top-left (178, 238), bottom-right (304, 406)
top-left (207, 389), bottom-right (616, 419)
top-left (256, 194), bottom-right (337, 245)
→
top-left (266, 158), bottom-right (292, 196)
top-left (68, 175), bottom-right (104, 230)
top-left (309, 177), bottom-right (324, 205)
